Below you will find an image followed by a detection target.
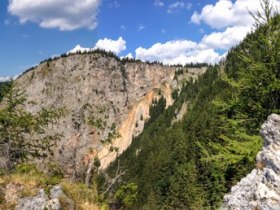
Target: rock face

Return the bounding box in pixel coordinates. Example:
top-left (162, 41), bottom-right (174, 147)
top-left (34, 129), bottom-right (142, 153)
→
top-left (14, 54), bottom-right (174, 174)
top-left (13, 53), bottom-right (204, 175)
top-left (222, 114), bottom-right (280, 210)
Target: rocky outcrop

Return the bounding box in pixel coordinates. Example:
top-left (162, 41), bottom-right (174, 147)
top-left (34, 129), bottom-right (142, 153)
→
top-left (222, 114), bottom-right (280, 210)
top-left (15, 185), bottom-right (74, 210)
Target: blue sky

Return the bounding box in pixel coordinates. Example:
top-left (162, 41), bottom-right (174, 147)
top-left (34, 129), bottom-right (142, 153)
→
top-left (1, 0), bottom-right (279, 79)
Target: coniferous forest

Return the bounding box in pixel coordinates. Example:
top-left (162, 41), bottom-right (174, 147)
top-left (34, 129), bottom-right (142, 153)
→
top-left (104, 11), bottom-right (280, 209)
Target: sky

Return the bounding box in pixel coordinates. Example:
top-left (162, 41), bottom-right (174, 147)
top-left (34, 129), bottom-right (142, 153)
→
top-left (1, 0), bottom-right (280, 80)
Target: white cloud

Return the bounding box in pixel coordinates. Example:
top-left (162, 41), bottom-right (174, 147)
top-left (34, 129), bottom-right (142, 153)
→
top-left (125, 53), bottom-right (134, 59)
top-left (135, 40), bottom-right (197, 61)
top-left (191, 0), bottom-right (280, 29)
top-left (8, 0), bottom-right (101, 31)
top-left (121, 53), bottom-right (134, 60)
top-left (0, 74), bottom-right (20, 82)
top-left (135, 40), bottom-right (222, 64)
top-left (94, 37), bottom-right (126, 55)
top-left (199, 26), bottom-right (252, 50)
top-left (168, 1), bottom-right (192, 13)
top-left (135, 40), bottom-right (221, 64)
top-left (68, 45), bottom-right (91, 54)
top-left (68, 37), bottom-right (127, 55)
top-left (134, 24), bottom-right (252, 65)
top-left (0, 77), bottom-right (11, 82)
top-left (154, 0), bottom-right (164, 7)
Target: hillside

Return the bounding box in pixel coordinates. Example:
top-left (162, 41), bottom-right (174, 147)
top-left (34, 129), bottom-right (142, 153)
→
top-left (0, 5), bottom-right (279, 210)
top-left (0, 51), bottom-right (206, 178)
top-left (0, 53), bottom-right (207, 209)
top-left (104, 13), bottom-right (280, 209)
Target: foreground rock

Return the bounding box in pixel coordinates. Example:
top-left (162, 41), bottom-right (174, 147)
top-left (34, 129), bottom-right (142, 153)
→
top-left (222, 114), bottom-right (280, 210)
top-left (15, 185), bottom-right (74, 210)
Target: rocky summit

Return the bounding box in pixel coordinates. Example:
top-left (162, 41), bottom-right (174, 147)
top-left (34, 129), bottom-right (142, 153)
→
top-left (222, 114), bottom-right (280, 210)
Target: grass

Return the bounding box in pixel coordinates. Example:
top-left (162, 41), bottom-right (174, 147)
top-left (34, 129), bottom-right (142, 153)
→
top-left (0, 163), bottom-right (101, 210)
top-left (61, 180), bottom-right (100, 210)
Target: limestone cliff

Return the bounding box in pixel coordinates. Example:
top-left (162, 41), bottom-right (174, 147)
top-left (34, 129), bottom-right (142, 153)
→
top-left (222, 114), bottom-right (280, 210)
top-left (13, 53), bottom-right (204, 175)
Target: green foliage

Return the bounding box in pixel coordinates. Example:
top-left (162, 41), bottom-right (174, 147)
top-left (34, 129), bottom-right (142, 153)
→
top-left (14, 163), bottom-right (63, 191)
top-left (146, 96), bottom-right (166, 126)
top-left (106, 12), bottom-right (280, 208)
top-left (0, 82), bottom-right (62, 168)
top-left (15, 163), bottom-right (40, 175)
top-left (0, 81), bottom-right (11, 103)
top-left (114, 183), bottom-right (138, 209)
top-left (94, 156), bottom-right (101, 168)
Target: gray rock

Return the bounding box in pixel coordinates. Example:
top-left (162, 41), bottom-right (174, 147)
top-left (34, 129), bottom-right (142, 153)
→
top-left (50, 185), bottom-right (74, 210)
top-left (222, 114), bottom-right (280, 210)
top-left (15, 189), bottom-right (52, 210)
top-left (15, 185), bottom-right (73, 210)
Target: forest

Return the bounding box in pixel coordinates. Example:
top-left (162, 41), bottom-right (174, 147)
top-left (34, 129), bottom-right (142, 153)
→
top-left (103, 9), bottom-right (280, 210)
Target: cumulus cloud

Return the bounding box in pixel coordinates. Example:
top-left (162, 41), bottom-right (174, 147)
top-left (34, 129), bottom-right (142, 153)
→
top-left (135, 40), bottom-right (221, 64)
top-left (134, 23), bottom-right (253, 65)
top-left (68, 37), bottom-right (126, 55)
top-left (8, 0), bottom-right (101, 31)
top-left (191, 0), bottom-right (280, 29)
top-left (199, 26), bottom-right (252, 50)
top-left (171, 0), bottom-right (280, 64)
top-left (135, 40), bottom-right (196, 60)
top-left (94, 37), bottom-right (126, 55)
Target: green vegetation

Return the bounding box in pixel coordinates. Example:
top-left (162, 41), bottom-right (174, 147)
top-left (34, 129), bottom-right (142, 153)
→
top-left (0, 82), bottom-right (63, 169)
top-left (0, 81), bottom-right (11, 102)
top-left (0, 162), bottom-right (99, 209)
top-left (105, 7), bottom-right (280, 209)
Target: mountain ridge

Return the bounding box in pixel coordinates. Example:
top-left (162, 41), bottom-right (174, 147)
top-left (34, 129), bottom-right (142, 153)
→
top-left (12, 52), bottom-right (206, 176)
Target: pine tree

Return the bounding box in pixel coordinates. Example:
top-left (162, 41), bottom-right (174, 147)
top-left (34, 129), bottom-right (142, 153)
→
top-left (0, 82), bottom-right (62, 169)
